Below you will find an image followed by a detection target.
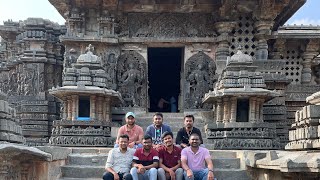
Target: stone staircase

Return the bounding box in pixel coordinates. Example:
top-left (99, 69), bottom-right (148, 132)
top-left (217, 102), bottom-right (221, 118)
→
top-left (58, 112), bottom-right (250, 180)
top-left (58, 147), bottom-right (250, 180)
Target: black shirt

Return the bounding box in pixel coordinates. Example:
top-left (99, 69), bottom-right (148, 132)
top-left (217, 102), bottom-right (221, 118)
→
top-left (175, 127), bottom-right (203, 146)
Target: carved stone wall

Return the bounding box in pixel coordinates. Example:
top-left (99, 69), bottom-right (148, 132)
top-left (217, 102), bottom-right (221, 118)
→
top-left (128, 13), bottom-right (216, 38)
top-left (184, 52), bottom-right (216, 109)
top-left (0, 18), bottom-right (65, 145)
top-left (0, 92), bottom-right (25, 143)
top-left (116, 51), bottom-right (147, 108)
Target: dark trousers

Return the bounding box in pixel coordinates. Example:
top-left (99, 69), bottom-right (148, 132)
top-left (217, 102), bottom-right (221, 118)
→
top-left (103, 172), bottom-right (133, 180)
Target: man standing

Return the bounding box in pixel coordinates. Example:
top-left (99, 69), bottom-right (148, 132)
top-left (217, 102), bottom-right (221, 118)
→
top-left (146, 112), bottom-right (172, 148)
top-left (176, 115), bottom-right (203, 148)
top-left (115, 112), bottom-right (144, 148)
top-left (157, 131), bottom-right (183, 180)
top-left (103, 134), bottom-right (135, 180)
top-left (130, 135), bottom-right (159, 180)
top-left (181, 133), bottom-right (214, 180)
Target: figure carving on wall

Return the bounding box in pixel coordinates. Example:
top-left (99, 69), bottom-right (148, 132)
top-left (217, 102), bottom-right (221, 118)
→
top-left (64, 48), bottom-right (77, 71)
top-left (188, 63), bottom-right (210, 106)
top-left (22, 65), bottom-right (35, 95)
top-left (103, 53), bottom-right (117, 89)
top-left (8, 69), bottom-right (17, 96)
top-left (185, 52), bottom-right (216, 109)
top-left (117, 51), bottom-right (146, 108)
top-left (120, 62), bottom-right (142, 106)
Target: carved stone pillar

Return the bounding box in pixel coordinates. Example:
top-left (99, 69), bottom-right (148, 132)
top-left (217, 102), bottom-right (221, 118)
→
top-left (71, 95), bottom-right (78, 121)
top-left (67, 97), bottom-right (72, 121)
top-left (249, 97), bottom-right (257, 123)
top-left (230, 97), bottom-right (237, 123)
top-left (105, 97), bottom-right (111, 122)
top-left (270, 39), bottom-right (286, 59)
top-left (223, 97), bottom-right (229, 123)
top-left (215, 22), bottom-right (236, 61)
top-left (254, 21), bottom-right (273, 60)
top-left (216, 99), bottom-right (223, 123)
top-left (103, 97), bottom-right (107, 121)
top-left (302, 40), bottom-right (319, 84)
top-left (62, 99), bottom-right (68, 120)
top-left (97, 96), bottom-right (103, 121)
top-left (90, 95), bottom-right (96, 120)
top-left (259, 98), bottom-right (264, 122)
top-left (255, 97), bottom-right (260, 122)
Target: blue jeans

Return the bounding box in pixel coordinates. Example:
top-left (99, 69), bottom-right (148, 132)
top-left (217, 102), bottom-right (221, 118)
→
top-left (130, 167), bottom-right (157, 180)
top-left (183, 168), bottom-right (209, 180)
top-left (158, 167), bottom-right (183, 180)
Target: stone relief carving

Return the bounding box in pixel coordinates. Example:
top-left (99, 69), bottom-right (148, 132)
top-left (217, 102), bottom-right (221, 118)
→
top-left (128, 13), bottom-right (216, 38)
top-left (64, 48), bottom-right (78, 72)
top-left (102, 53), bottom-right (118, 90)
top-left (116, 51), bottom-right (147, 108)
top-left (185, 52), bottom-right (216, 109)
top-left (8, 68), bottom-right (18, 96)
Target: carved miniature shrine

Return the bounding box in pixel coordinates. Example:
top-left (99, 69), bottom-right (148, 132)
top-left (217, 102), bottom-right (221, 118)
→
top-left (49, 44), bottom-right (122, 146)
top-left (203, 48), bottom-right (281, 149)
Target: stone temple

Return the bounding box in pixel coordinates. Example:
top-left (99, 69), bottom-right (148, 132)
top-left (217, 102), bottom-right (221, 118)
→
top-left (0, 0), bottom-right (320, 179)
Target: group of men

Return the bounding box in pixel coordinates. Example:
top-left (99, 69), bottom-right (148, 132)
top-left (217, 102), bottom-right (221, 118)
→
top-left (103, 112), bottom-right (215, 180)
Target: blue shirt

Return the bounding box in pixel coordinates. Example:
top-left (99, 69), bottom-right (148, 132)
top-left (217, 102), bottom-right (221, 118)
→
top-left (145, 124), bottom-right (172, 145)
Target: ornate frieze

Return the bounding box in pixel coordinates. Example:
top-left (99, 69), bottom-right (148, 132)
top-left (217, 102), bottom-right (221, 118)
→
top-left (49, 136), bottom-right (114, 147)
top-left (128, 13), bottom-right (216, 38)
top-left (207, 138), bottom-right (280, 150)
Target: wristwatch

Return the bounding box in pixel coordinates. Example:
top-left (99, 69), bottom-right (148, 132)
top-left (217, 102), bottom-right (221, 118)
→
top-left (209, 169), bottom-right (214, 173)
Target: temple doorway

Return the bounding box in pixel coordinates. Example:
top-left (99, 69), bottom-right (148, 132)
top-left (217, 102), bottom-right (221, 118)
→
top-left (148, 47), bottom-right (183, 112)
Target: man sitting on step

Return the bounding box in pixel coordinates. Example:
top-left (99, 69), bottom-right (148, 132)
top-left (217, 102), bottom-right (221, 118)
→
top-left (130, 135), bottom-right (159, 180)
top-left (115, 112), bottom-right (144, 149)
top-left (103, 134), bottom-right (135, 180)
top-left (176, 114), bottom-right (203, 148)
top-left (157, 131), bottom-right (183, 180)
top-left (145, 112), bottom-right (172, 149)
top-left (181, 133), bottom-right (214, 180)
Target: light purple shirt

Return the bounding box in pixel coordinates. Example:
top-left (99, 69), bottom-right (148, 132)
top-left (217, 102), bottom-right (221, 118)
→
top-left (181, 146), bottom-right (211, 171)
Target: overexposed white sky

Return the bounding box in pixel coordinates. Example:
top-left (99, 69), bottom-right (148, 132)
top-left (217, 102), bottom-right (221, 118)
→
top-left (0, 0), bottom-right (319, 25)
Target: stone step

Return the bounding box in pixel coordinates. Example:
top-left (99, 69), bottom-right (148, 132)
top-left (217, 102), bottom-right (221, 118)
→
top-left (213, 158), bottom-right (240, 169)
top-left (61, 165), bottom-right (249, 179)
top-left (71, 147), bottom-right (111, 154)
top-left (209, 150), bottom-right (237, 159)
top-left (61, 165), bottom-right (105, 178)
top-left (213, 169), bottom-right (250, 180)
top-left (66, 154), bottom-right (239, 168)
top-left (68, 154), bottom-right (108, 166)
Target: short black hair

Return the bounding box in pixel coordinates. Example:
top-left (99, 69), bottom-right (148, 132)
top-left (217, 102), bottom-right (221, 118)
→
top-left (190, 133), bottom-right (200, 139)
top-left (153, 112), bottom-right (163, 118)
top-left (143, 134), bottom-right (152, 141)
top-left (161, 131), bottom-right (173, 139)
top-left (184, 114), bottom-right (195, 122)
top-left (119, 134), bottom-right (129, 140)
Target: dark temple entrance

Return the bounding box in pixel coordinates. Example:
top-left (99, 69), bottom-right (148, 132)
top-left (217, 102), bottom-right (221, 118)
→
top-left (148, 48), bottom-right (183, 112)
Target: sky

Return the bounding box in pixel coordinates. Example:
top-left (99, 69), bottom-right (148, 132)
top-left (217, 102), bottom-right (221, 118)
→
top-left (0, 0), bottom-right (319, 26)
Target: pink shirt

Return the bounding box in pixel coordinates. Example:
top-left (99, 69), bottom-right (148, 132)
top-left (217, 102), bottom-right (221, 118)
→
top-left (181, 147), bottom-right (211, 171)
top-left (116, 124), bottom-right (144, 144)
